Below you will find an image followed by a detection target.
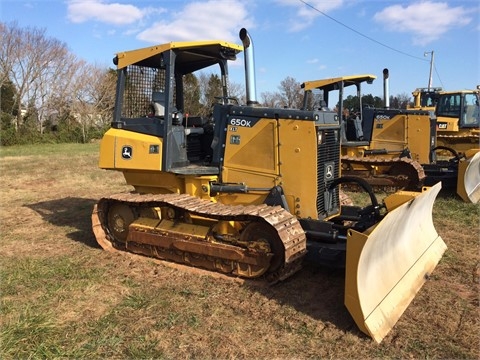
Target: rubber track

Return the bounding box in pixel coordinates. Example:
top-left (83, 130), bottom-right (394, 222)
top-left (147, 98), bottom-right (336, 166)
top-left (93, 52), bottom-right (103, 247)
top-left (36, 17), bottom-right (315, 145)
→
top-left (340, 156), bottom-right (425, 191)
top-left (92, 192), bottom-right (307, 283)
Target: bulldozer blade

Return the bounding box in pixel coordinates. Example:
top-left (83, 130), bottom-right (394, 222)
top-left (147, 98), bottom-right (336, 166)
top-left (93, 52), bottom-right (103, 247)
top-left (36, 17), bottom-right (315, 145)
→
top-left (457, 151), bottom-right (480, 203)
top-left (344, 182), bottom-right (446, 343)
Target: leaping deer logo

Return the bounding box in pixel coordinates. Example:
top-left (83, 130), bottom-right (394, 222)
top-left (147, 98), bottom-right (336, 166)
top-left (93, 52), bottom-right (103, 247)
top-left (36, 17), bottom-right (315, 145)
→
top-left (122, 146), bottom-right (132, 159)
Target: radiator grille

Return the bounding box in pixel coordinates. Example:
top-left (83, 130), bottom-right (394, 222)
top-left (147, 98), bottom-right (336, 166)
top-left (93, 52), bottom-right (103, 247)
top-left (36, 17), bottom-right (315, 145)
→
top-left (316, 128), bottom-right (340, 218)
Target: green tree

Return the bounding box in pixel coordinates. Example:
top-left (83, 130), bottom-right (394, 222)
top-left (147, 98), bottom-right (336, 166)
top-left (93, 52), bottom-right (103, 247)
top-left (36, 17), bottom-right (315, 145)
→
top-left (1, 77), bottom-right (17, 115)
top-left (0, 78), bottom-right (18, 144)
top-left (196, 73), bottom-right (222, 117)
top-left (340, 94), bottom-right (383, 111)
top-left (205, 74), bottom-right (222, 103)
top-left (183, 73), bottom-right (202, 117)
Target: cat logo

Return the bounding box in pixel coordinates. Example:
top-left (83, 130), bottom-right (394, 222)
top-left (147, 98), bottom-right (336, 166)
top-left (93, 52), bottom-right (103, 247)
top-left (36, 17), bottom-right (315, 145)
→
top-left (122, 145), bottom-right (132, 159)
top-left (438, 123), bottom-right (448, 129)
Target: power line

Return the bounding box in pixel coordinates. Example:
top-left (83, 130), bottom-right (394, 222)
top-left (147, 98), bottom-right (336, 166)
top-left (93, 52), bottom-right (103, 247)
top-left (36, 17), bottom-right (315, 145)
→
top-left (299, 0), bottom-right (429, 62)
top-left (434, 65), bottom-right (445, 88)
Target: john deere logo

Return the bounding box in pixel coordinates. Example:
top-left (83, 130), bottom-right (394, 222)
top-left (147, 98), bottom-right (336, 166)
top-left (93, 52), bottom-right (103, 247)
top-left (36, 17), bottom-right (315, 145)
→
top-left (325, 163), bottom-right (334, 180)
top-left (122, 146), bottom-right (132, 159)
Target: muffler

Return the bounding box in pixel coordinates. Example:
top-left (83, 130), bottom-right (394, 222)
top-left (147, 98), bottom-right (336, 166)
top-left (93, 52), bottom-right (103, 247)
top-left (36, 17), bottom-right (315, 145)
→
top-left (239, 28), bottom-right (259, 106)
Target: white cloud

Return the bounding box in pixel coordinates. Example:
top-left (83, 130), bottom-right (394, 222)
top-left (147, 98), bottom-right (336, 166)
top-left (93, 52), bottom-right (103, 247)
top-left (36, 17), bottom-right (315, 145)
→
top-left (67, 0), bottom-right (155, 25)
top-left (137, 0), bottom-right (255, 44)
top-left (373, 1), bottom-right (472, 45)
top-left (275, 0), bottom-right (344, 32)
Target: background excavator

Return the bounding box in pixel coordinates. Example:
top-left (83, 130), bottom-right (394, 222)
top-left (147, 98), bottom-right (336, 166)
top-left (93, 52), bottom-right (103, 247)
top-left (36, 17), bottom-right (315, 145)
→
top-left (92, 29), bottom-right (446, 343)
top-left (301, 74), bottom-right (480, 202)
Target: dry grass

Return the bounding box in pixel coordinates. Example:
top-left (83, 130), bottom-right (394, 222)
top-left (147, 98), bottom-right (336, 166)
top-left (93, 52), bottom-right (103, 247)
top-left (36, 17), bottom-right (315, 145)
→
top-left (1, 143), bottom-right (478, 359)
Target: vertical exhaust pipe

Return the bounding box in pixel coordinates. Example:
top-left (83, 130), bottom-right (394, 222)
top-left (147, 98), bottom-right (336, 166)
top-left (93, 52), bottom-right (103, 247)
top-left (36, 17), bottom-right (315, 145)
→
top-left (383, 68), bottom-right (390, 108)
top-left (239, 28), bottom-right (258, 105)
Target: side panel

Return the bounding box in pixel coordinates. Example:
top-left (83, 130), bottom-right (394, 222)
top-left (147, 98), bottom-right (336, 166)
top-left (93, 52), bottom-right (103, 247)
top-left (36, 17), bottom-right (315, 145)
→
top-left (223, 118), bottom-right (279, 175)
top-left (278, 120), bottom-right (319, 219)
top-left (123, 171), bottom-right (185, 194)
top-left (222, 118), bottom-right (279, 188)
top-left (436, 116), bottom-right (460, 132)
top-left (405, 113), bottom-right (435, 164)
top-left (99, 128), bottom-right (163, 171)
top-left (369, 114), bottom-right (406, 154)
top-left (98, 130), bottom-right (116, 169)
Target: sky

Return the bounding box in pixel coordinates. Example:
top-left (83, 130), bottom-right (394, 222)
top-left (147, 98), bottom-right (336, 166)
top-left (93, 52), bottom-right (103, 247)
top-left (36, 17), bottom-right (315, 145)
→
top-left (2, 0), bottom-right (479, 104)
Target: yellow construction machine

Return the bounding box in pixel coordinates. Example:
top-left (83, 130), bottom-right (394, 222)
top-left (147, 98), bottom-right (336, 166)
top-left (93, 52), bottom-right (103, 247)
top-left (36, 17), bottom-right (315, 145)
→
top-left (301, 72), bottom-right (433, 191)
top-left (410, 87), bottom-right (480, 202)
top-left (301, 74), bottom-right (480, 202)
top-left (409, 87), bottom-right (442, 110)
top-left (422, 88), bottom-right (480, 202)
top-left (92, 29), bottom-right (446, 343)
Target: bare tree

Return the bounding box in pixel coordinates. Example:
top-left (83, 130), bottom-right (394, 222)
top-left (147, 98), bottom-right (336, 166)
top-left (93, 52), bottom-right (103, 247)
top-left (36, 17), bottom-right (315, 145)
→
top-left (389, 92), bottom-right (411, 109)
top-left (278, 76), bottom-right (303, 108)
top-left (260, 91), bottom-right (282, 108)
top-left (227, 81), bottom-right (245, 105)
top-left (0, 21), bottom-right (78, 132)
top-left (70, 64), bottom-right (117, 142)
top-left (37, 52), bottom-right (80, 134)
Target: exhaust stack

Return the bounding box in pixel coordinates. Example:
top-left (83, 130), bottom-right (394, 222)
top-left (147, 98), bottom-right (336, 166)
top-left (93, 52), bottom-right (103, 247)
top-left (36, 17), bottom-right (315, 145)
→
top-left (383, 68), bottom-right (390, 108)
top-left (239, 28), bottom-right (258, 105)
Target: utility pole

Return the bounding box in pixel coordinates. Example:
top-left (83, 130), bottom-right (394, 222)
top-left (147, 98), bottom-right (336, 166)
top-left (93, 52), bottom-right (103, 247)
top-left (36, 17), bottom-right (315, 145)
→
top-left (424, 50), bottom-right (434, 90)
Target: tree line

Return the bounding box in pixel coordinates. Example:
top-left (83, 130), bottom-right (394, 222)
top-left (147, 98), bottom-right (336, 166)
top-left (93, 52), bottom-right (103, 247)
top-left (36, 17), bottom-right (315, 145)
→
top-left (0, 21), bottom-right (411, 146)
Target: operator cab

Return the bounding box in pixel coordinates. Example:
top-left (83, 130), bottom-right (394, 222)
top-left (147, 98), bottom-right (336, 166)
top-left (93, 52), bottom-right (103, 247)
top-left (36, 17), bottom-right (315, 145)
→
top-left (111, 41), bottom-right (243, 174)
top-left (436, 90), bottom-right (480, 128)
top-left (301, 75), bottom-right (376, 146)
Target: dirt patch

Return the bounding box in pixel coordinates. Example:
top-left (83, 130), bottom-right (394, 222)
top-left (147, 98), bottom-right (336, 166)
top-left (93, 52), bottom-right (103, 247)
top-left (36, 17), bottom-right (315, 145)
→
top-left (1, 144), bottom-right (479, 359)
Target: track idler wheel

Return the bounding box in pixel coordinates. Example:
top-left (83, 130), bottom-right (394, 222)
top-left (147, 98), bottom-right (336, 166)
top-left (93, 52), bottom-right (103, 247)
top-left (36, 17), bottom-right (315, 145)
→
top-left (107, 203), bottom-right (136, 243)
top-left (239, 222), bottom-right (285, 274)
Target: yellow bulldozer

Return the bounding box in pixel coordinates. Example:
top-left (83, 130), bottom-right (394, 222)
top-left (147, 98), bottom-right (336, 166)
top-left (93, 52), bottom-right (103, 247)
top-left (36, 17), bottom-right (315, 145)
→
top-left (92, 29), bottom-right (446, 343)
top-left (301, 73), bottom-right (433, 191)
top-left (301, 74), bottom-right (480, 202)
top-left (411, 87), bottom-right (480, 202)
top-left (409, 87), bottom-right (442, 110)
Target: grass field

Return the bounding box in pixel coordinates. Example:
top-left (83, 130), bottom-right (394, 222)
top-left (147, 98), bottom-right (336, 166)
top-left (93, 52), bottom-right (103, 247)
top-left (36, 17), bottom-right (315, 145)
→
top-left (1, 143), bottom-right (478, 359)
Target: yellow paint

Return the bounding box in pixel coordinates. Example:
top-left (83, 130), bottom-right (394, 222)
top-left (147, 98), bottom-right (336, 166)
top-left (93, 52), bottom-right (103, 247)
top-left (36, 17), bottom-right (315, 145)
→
top-left (115, 41), bottom-right (243, 69)
top-left (99, 128), bottom-right (162, 171)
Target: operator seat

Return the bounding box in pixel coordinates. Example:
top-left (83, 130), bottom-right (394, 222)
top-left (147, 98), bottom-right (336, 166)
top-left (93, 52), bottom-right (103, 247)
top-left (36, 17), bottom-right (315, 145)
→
top-left (152, 91), bottom-right (166, 117)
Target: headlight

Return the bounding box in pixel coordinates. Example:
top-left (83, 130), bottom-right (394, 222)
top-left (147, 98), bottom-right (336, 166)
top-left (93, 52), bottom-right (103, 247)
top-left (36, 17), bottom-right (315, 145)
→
top-left (317, 130), bottom-right (324, 144)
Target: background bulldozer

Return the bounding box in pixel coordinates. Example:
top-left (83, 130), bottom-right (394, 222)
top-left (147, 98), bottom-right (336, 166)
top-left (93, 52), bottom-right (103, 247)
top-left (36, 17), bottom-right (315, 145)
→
top-left (92, 29), bottom-right (446, 342)
top-left (409, 87), bottom-right (443, 110)
top-left (301, 74), bottom-right (480, 202)
top-left (411, 87), bottom-right (480, 202)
